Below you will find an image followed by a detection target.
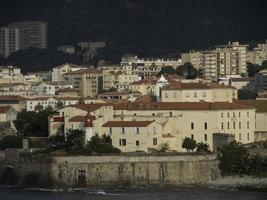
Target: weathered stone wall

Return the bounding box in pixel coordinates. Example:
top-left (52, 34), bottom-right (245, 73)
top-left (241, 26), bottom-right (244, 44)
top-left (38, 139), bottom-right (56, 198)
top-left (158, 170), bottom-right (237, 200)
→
top-left (1, 154), bottom-right (220, 187)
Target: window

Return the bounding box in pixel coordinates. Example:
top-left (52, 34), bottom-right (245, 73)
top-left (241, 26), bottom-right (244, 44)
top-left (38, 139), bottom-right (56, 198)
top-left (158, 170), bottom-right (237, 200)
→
top-left (221, 122), bottom-right (224, 130)
top-left (233, 122), bottom-right (236, 129)
top-left (152, 113), bottom-right (155, 116)
top-left (227, 122), bottom-right (230, 129)
top-left (170, 112), bottom-right (173, 117)
top-left (194, 92), bottom-right (197, 97)
top-left (247, 121), bottom-right (249, 129)
top-left (239, 133), bottom-right (241, 141)
top-left (247, 112), bottom-right (249, 117)
top-left (121, 127), bottom-right (125, 134)
top-left (247, 133), bottom-right (250, 141)
top-left (233, 112), bottom-right (235, 118)
top-left (203, 92), bottom-right (206, 97)
top-left (136, 140), bottom-right (139, 146)
top-left (153, 126), bottom-right (157, 134)
top-left (153, 138), bottom-right (157, 145)
top-left (204, 134), bottom-right (207, 142)
top-left (135, 127), bottom-right (140, 134)
top-left (109, 128), bottom-right (112, 135)
top-left (204, 122), bottom-right (207, 130)
top-left (191, 122), bottom-right (194, 130)
top-left (191, 134), bottom-right (194, 140)
top-left (119, 139), bottom-right (126, 146)
top-left (165, 92), bottom-right (168, 98)
top-left (221, 113), bottom-right (223, 118)
top-left (227, 112), bottom-right (230, 118)
top-left (239, 122), bottom-right (241, 129)
top-left (239, 112), bottom-right (241, 117)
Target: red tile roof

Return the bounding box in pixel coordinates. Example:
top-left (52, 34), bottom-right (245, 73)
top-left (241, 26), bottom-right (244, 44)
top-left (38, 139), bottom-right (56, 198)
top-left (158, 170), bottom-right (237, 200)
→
top-left (113, 102), bottom-right (254, 111)
top-left (163, 81), bottom-right (233, 90)
top-left (102, 120), bottom-right (154, 127)
top-left (73, 103), bottom-right (110, 112)
top-left (0, 96), bottom-right (28, 101)
top-left (0, 106), bottom-right (12, 113)
top-left (235, 100), bottom-right (267, 112)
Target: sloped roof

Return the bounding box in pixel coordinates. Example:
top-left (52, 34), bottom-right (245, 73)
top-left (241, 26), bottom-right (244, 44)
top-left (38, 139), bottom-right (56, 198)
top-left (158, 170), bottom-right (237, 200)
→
top-left (236, 100), bottom-right (267, 112)
top-left (102, 120), bottom-right (154, 127)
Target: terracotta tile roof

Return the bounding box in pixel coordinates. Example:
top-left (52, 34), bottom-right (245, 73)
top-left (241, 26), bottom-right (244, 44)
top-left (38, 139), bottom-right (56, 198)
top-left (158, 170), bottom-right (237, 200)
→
top-left (30, 97), bottom-right (52, 101)
top-left (0, 83), bottom-right (27, 87)
top-left (0, 96), bottom-right (28, 101)
top-left (56, 88), bottom-right (79, 93)
top-left (63, 69), bottom-right (102, 75)
top-left (130, 79), bottom-right (157, 85)
top-left (0, 106), bottom-right (12, 113)
top-left (73, 103), bottom-right (110, 112)
top-left (69, 114), bottom-right (96, 122)
top-left (113, 102), bottom-right (254, 111)
top-left (162, 81), bottom-right (233, 90)
top-left (102, 120), bottom-right (154, 127)
top-left (69, 115), bottom-right (86, 122)
top-left (230, 77), bottom-right (254, 82)
top-left (134, 95), bottom-right (156, 103)
top-left (235, 100), bottom-right (267, 112)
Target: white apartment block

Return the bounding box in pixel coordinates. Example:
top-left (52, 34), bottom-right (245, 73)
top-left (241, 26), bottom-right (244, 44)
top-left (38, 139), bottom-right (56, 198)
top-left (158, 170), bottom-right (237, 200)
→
top-left (34, 81), bottom-right (73, 96)
top-left (52, 63), bottom-right (86, 82)
top-left (247, 40), bottom-right (267, 65)
top-left (0, 27), bottom-right (20, 58)
top-left (182, 42), bottom-right (248, 80)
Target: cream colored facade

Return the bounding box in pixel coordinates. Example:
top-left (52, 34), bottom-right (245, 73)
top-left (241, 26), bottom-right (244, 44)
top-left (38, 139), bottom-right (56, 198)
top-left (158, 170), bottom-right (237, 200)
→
top-left (52, 63), bottom-right (86, 82)
top-left (247, 40), bottom-right (267, 65)
top-left (63, 69), bottom-right (103, 97)
top-left (129, 79), bottom-right (157, 95)
top-left (48, 101), bottom-right (255, 153)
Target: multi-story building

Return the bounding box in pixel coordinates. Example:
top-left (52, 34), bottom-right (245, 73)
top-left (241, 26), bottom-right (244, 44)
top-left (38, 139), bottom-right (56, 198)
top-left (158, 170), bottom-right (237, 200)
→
top-left (49, 101), bottom-right (255, 152)
top-left (0, 83), bottom-right (35, 96)
top-left (129, 79), bottom-right (157, 96)
top-left (27, 71), bottom-right (52, 82)
top-left (161, 82), bottom-right (237, 103)
top-left (52, 63), bottom-right (86, 82)
top-left (62, 69), bottom-right (103, 97)
top-left (121, 54), bottom-right (182, 78)
top-left (0, 27), bottom-right (20, 57)
top-left (103, 70), bottom-right (140, 91)
top-left (182, 42), bottom-right (248, 81)
top-left (34, 81), bottom-right (73, 96)
top-left (0, 66), bottom-right (23, 83)
top-left (8, 21), bottom-right (47, 49)
top-left (247, 40), bottom-right (267, 65)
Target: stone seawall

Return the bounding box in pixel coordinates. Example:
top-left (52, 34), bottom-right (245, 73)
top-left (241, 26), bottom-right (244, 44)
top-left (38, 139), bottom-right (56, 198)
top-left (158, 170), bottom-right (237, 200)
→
top-left (1, 154), bottom-right (220, 187)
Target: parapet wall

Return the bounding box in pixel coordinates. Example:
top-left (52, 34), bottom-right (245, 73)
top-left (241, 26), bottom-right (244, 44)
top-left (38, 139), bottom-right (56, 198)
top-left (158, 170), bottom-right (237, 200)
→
top-left (1, 154), bottom-right (220, 187)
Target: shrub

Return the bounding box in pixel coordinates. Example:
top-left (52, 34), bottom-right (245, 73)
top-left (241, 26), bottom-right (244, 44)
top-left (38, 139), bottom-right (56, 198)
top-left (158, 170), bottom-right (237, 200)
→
top-left (196, 142), bottom-right (211, 153)
top-left (0, 135), bottom-right (23, 150)
top-left (182, 137), bottom-right (196, 152)
top-left (158, 143), bottom-right (170, 152)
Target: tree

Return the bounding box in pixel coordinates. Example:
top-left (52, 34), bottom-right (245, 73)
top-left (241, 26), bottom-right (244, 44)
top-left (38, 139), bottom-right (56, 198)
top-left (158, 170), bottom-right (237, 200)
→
top-left (182, 137), bottom-right (196, 152)
top-left (56, 101), bottom-right (64, 109)
top-left (78, 97), bottom-right (85, 104)
top-left (157, 143), bottom-right (170, 152)
top-left (196, 142), bottom-right (211, 153)
top-left (176, 62), bottom-right (197, 79)
top-left (65, 129), bottom-right (85, 151)
top-left (49, 133), bottom-right (65, 150)
top-left (238, 89), bottom-right (257, 100)
top-left (246, 62), bottom-right (263, 77)
top-left (218, 141), bottom-right (249, 175)
top-left (159, 66), bottom-right (176, 75)
top-left (34, 104), bottom-right (44, 112)
top-left (0, 136), bottom-right (23, 150)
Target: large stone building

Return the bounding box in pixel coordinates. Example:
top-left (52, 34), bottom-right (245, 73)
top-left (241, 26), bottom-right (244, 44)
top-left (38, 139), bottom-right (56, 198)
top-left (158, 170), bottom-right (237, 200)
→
top-left (49, 101), bottom-right (255, 152)
top-left (52, 63), bottom-right (86, 82)
top-left (8, 21), bottom-right (47, 49)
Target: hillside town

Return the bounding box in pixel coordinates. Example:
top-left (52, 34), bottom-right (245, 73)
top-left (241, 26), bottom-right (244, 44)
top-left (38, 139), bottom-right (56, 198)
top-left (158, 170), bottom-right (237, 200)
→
top-left (0, 39), bottom-right (266, 154)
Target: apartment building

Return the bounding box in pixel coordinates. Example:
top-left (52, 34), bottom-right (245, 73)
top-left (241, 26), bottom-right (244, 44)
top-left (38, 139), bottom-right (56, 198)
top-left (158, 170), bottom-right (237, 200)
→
top-left (121, 54), bottom-right (182, 78)
top-left (62, 69), bottom-right (103, 97)
top-left (129, 79), bottom-right (157, 95)
top-left (182, 42), bottom-right (248, 80)
top-left (0, 27), bottom-right (20, 57)
top-left (0, 66), bottom-right (23, 83)
top-left (0, 83), bottom-right (35, 96)
top-left (34, 81), bottom-right (73, 96)
top-left (161, 82), bottom-right (237, 103)
top-left (247, 40), bottom-right (267, 65)
top-left (103, 70), bottom-right (140, 91)
top-left (52, 63), bottom-right (86, 82)
top-left (8, 21), bottom-right (47, 49)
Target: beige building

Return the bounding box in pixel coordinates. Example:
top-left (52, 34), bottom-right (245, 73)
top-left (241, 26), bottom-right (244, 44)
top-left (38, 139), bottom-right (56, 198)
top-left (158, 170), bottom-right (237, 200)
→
top-left (0, 106), bottom-right (17, 122)
top-left (52, 63), bottom-right (86, 82)
top-left (62, 69), bottom-right (103, 97)
top-left (247, 40), bottom-right (267, 65)
top-left (0, 96), bottom-right (27, 111)
top-left (48, 101), bottom-right (255, 153)
top-left (161, 82), bottom-right (237, 103)
top-left (129, 79), bottom-right (157, 96)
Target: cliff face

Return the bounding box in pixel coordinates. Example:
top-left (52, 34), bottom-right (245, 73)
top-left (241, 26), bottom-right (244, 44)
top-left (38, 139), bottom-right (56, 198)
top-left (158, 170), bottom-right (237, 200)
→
top-left (0, 154), bottom-right (220, 187)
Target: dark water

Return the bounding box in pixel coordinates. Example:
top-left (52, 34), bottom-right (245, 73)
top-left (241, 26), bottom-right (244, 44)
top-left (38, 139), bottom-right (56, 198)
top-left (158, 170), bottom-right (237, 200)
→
top-left (0, 187), bottom-right (266, 200)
